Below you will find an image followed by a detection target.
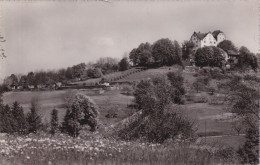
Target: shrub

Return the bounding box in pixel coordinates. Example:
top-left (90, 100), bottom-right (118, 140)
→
top-left (207, 87), bottom-right (215, 95)
top-left (167, 72), bottom-right (185, 104)
top-left (11, 101), bottom-right (28, 134)
top-left (120, 75), bottom-right (195, 143)
top-left (50, 109), bottom-right (59, 135)
top-left (215, 146), bottom-right (237, 162)
top-left (105, 108), bottom-right (118, 118)
top-left (26, 99), bottom-right (42, 133)
top-left (237, 123), bottom-right (259, 164)
top-left (121, 84), bottom-right (133, 95)
top-left (118, 106), bottom-right (196, 143)
top-left (61, 93), bottom-right (99, 137)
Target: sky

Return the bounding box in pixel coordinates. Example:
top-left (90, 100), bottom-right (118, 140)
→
top-left (0, 0), bottom-right (258, 80)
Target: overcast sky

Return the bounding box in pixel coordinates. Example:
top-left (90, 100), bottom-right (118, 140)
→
top-left (0, 0), bottom-right (258, 80)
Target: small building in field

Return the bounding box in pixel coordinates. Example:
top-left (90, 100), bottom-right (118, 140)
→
top-left (227, 50), bottom-right (239, 64)
top-left (28, 85), bottom-right (35, 90)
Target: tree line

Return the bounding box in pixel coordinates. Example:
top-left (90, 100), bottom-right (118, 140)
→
top-left (2, 56), bottom-right (130, 91)
top-left (129, 38), bottom-right (259, 71)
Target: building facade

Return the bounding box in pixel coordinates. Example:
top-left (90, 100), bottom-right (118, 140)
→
top-left (190, 30), bottom-right (225, 50)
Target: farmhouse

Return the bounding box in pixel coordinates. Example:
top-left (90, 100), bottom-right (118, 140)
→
top-left (190, 30), bottom-right (225, 50)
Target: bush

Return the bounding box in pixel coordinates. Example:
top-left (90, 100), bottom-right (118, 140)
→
top-left (237, 122), bottom-right (259, 164)
top-left (120, 75), bottom-right (195, 143)
top-left (118, 107), bottom-right (196, 143)
top-left (61, 93), bottom-right (99, 137)
top-left (215, 146), bottom-right (237, 162)
top-left (26, 99), bottom-right (42, 133)
top-left (167, 72), bottom-right (185, 104)
top-left (50, 109), bottom-right (59, 135)
top-left (207, 87), bottom-right (215, 95)
top-left (121, 84), bottom-right (133, 95)
top-left (105, 108), bottom-right (118, 118)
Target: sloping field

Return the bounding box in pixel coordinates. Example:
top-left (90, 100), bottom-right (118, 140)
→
top-left (69, 68), bottom-right (144, 86)
top-left (115, 66), bottom-right (182, 83)
top-left (2, 89), bottom-right (134, 126)
top-left (178, 103), bottom-right (236, 136)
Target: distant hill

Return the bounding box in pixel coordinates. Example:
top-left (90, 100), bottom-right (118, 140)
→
top-left (69, 66), bottom-right (183, 86)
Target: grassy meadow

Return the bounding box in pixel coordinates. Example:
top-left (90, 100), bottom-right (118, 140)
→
top-left (0, 133), bottom-right (240, 165)
top-left (3, 89), bottom-right (135, 127)
top-left (0, 67), bottom-right (248, 164)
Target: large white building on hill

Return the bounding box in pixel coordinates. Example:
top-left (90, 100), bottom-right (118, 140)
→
top-left (190, 30), bottom-right (225, 50)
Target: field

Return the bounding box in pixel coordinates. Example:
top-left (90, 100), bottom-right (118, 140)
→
top-left (3, 89), bottom-right (135, 127)
top-left (0, 133), bottom-right (239, 165)
top-left (1, 67), bottom-right (249, 164)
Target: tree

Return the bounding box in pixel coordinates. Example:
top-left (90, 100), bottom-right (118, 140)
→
top-left (182, 41), bottom-right (195, 60)
top-left (219, 76), bottom-right (259, 164)
top-left (0, 33), bottom-right (6, 58)
top-left (119, 76), bottom-right (196, 143)
top-left (65, 67), bottom-right (74, 80)
top-left (167, 72), bottom-right (185, 104)
top-left (95, 57), bottom-right (118, 74)
top-left (129, 42), bottom-right (153, 67)
top-left (237, 46), bottom-right (258, 71)
top-left (118, 57), bottom-right (130, 71)
top-left (238, 122), bottom-right (259, 164)
top-left (87, 67), bottom-right (103, 78)
top-left (129, 48), bottom-right (138, 66)
top-left (0, 104), bottom-right (17, 133)
top-left (231, 119), bottom-right (243, 135)
top-left (27, 72), bottom-right (36, 87)
top-left (62, 93), bottom-right (99, 136)
top-left (50, 109), bottom-right (59, 135)
top-left (152, 38), bottom-right (182, 66)
top-left (138, 49), bottom-right (154, 67)
top-left (26, 98), bottom-right (42, 133)
top-left (194, 46), bottom-right (225, 68)
top-left (72, 63), bottom-right (86, 79)
top-left (217, 40), bottom-right (238, 53)
top-left (11, 101), bottom-right (28, 134)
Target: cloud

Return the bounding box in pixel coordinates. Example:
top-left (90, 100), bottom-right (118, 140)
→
top-left (97, 37), bottom-right (115, 47)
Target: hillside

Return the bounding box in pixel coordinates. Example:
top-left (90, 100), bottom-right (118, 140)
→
top-left (3, 90), bottom-right (134, 127)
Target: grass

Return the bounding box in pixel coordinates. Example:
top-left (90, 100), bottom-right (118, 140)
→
top-left (115, 67), bottom-right (181, 83)
top-left (0, 133), bottom-right (239, 165)
top-left (179, 103), bottom-right (236, 135)
top-left (69, 68), bottom-right (143, 86)
top-left (1, 67), bottom-right (250, 164)
top-left (2, 89), bottom-right (134, 127)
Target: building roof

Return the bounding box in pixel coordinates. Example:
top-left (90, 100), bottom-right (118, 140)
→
top-left (227, 50), bottom-right (239, 56)
top-left (193, 32), bottom-right (207, 40)
top-left (212, 30), bottom-right (223, 40)
top-left (192, 30), bottom-right (224, 41)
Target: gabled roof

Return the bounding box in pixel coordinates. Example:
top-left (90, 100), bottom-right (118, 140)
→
top-left (212, 30), bottom-right (223, 39)
top-left (193, 32), bottom-right (207, 40)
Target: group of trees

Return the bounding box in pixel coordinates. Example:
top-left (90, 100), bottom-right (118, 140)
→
top-left (119, 72), bottom-right (195, 143)
top-left (219, 75), bottom-right (259, 164)
top-left (0, 99), bottom-right (42, 134)
top-left (237, 46), bottom-right (258, 71)
top-left (191, 39), bottom-right (259, 71)
top-left (129, 39), bottom-right (183, 68)
top-left (3, 57), bottom-right (128, 89)
top-left (0, 92), bottom-right (100, 137)
top-left (194, 46), bottom-right (226, 68)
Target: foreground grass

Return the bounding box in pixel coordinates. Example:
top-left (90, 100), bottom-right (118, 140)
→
top-left (0, 133), bottom-right (239, 165)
